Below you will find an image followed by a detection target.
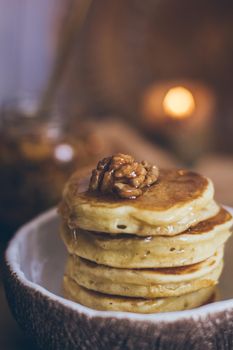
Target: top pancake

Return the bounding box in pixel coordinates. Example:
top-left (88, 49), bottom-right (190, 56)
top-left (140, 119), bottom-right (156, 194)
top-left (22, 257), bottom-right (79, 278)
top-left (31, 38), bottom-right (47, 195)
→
top-left (60, 168), bottom-right (215, 236)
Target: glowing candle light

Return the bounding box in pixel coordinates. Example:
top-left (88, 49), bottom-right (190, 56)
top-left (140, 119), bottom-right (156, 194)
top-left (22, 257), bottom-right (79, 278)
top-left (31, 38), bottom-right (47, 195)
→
top-left (163, 86), bottom-right (195, 119)
top-left (141, 80), bottom-right (215, 163)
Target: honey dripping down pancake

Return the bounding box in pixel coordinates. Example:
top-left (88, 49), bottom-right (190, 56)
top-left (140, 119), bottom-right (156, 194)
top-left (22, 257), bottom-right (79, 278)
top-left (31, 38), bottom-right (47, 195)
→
top-left (61, 207), bottom-right (233, 268)
top-left (59, 153), bottom-right (233, 314)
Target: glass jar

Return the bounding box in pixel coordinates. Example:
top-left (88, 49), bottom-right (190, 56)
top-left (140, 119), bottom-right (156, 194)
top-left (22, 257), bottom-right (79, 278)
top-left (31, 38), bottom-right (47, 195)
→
top-left (0, 97), bottom-right (103, 242)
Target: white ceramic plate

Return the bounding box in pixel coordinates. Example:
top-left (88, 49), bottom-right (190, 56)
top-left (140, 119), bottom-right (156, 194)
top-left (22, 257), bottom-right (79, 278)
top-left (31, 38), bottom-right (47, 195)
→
top-left (3, 207), bottom-right (233, 350)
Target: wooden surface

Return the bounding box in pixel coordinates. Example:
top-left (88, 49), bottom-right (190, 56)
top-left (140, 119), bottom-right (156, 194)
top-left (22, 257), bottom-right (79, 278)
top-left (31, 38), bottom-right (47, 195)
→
top-left (196, 155), bottom-right (233, 207)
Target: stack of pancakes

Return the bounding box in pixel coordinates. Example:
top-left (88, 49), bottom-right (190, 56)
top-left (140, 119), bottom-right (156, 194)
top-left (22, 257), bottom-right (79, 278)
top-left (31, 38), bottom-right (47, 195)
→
top-left (60, 168), bottom-right (233, 313)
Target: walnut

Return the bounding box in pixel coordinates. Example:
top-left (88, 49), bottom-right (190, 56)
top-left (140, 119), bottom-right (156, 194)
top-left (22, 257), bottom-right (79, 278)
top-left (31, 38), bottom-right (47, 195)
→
top-left (89, 153), bottom-right (159, 199)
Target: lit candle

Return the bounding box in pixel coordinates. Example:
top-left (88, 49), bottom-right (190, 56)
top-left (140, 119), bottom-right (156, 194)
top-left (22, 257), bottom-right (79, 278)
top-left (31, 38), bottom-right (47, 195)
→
top-left (162, 86), bottom-right (195, 119)
top-left (141, 81), bottom-right (215, 163)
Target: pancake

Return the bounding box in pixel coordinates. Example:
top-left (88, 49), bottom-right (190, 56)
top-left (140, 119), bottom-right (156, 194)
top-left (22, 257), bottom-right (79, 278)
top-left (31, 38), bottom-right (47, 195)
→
top-left (63, 276), bottom-right (215, 313)
top-left (61, 207), bottom-right (233, 268)
top-left (60, 160), bottom-right (230, 314)
top-left (60, 169), bottom-right (216, 236)
top-left (65, 247), bottom-right (223, 298)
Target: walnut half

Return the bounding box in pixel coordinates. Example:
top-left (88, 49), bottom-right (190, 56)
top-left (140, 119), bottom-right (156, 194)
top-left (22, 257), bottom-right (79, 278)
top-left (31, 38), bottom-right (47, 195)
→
top-left (89, 153), bottom-right (159, 199)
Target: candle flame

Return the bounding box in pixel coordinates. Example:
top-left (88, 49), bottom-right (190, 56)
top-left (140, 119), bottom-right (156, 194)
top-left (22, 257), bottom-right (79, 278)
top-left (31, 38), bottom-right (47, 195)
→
top-left (163, 86), bottom-right (195, 119)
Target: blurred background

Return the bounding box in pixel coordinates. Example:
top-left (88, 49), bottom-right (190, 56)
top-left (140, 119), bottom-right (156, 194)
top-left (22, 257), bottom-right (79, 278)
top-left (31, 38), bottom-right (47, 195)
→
top-left (0, 0), bottom-right (233, 348)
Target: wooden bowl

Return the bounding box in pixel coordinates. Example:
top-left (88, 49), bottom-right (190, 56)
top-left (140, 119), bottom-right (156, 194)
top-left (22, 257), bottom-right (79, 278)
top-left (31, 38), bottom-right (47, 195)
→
top-left (3, 207), bottom-right (233, 350)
